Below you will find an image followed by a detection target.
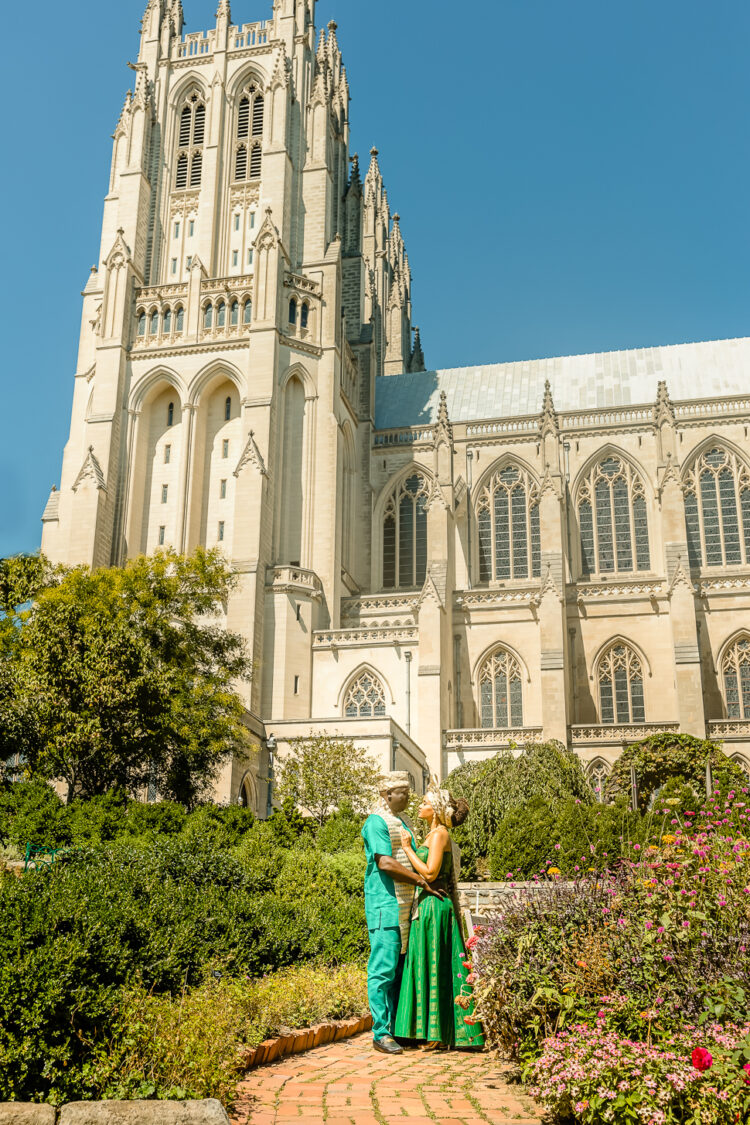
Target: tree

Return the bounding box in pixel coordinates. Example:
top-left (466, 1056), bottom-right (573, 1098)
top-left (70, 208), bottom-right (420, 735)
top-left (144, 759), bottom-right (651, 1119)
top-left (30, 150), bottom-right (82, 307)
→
top-left (606, 732), bottom-right (747, 808)
top-left (5, 549), bottom-right (252, 806)
top-left (446, 740), bottom-right (594, 855)
top-left (274, 734), bottom-right (382, 826)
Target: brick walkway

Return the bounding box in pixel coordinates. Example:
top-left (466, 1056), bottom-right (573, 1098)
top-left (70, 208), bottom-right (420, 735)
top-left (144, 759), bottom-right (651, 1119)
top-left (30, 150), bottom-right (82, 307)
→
top-left (230, 1032), bottom-right (543, 1125)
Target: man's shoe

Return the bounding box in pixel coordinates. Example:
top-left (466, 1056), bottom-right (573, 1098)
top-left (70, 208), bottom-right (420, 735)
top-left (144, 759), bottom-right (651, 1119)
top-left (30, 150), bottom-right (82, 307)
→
top-left (373, 1035), bottom-right (403, 1055)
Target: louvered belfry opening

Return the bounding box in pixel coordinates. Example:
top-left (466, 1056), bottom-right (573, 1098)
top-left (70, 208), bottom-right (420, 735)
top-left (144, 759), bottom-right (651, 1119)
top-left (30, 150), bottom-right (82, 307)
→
top-left (234, 83), bottom-right (264, 183)
top-left (175, 92), bottom-right (206, 190)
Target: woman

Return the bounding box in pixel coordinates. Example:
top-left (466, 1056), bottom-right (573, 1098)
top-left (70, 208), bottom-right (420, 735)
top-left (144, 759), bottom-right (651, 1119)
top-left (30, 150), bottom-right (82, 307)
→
top-left (394, 785), bottom-right (484, 1051)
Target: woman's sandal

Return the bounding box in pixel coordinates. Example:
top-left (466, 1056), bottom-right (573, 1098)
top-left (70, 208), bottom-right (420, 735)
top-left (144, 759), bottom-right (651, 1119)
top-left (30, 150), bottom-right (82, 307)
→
top-left (421, 1040), bottom-right (447, 1052)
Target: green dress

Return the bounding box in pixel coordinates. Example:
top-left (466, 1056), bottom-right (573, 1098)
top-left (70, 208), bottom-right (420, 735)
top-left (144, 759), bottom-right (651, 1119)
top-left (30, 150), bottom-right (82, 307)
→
top-left (394, 845), bottom-right (485, 1048)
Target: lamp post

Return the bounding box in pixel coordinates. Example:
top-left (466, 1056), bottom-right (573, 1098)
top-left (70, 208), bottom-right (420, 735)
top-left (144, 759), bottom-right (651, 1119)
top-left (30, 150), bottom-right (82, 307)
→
top-left (630, 763), bottom-right (639, 813)
top-left (265, 733), bottom-right (277, 819)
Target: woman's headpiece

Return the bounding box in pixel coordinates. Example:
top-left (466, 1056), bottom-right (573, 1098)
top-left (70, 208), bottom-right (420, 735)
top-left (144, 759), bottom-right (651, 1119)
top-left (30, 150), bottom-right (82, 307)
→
top-left (425, 776), bottom-right (455, 828)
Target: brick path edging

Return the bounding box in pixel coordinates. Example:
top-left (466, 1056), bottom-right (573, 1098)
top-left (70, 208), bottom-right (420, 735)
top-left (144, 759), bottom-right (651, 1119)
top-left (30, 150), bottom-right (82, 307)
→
top-left (238, 1014), bottom-right (373, 1068)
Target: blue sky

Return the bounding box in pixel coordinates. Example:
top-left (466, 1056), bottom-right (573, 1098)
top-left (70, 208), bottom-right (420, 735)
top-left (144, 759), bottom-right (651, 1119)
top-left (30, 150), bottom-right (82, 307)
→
top-left (2, 0), bottom-right (748, 557)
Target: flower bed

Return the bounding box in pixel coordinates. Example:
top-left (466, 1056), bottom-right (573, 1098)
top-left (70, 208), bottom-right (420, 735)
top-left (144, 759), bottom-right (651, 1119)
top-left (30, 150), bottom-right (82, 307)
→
top-left (470, 787), bottom-right (750, 1122)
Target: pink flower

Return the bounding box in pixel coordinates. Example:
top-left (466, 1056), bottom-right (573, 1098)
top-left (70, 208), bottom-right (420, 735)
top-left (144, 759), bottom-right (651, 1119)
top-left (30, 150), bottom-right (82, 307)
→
top-left (692, 1047), bottom-right (713, 1071)
top-left (743, 1062), bottom-right (750, 1085)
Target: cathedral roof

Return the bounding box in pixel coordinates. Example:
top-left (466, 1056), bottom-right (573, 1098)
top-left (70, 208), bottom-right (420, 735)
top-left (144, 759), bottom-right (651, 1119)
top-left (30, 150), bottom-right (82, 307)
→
top-left (374, 336), bottom-right (750, 429)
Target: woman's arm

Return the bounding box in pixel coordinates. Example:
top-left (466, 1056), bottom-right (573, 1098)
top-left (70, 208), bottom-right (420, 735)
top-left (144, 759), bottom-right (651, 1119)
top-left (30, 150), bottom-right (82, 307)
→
top-left (400, 826), bottom-right (449, 882)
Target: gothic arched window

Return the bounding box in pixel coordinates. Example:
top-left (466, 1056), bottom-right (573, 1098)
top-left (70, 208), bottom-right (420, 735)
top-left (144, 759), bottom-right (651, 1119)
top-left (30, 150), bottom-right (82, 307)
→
top-left (300, 303), bottom-right (309, 329)
top-left (137, 312), bottom-right (146, 337)
top-left (476, 464), bottom-right (541, 582)
top-left (243, 299), bottom-right (252, 325)
top-left (587, 757), bottom-right (611, 803)
top-left (722, 637), bottom-right (750, 719)
top-left (731, 753), bottom-right (750, 778)
top-left (382, 472), bottom-right (430, 590)
top-left (683, 447), bottom-right (750, 568)
top-left (203, 304), bottom-right (213, 330)
top-left (478, 648), bottom-right (523, 728)
top-left (230, 301), bottom-right (239, 327)
top-left (175, 92), bottom-right (205, 189)
top-left (234, 83), bottom-right (263, 183)
top-left (578, 457), bottom-right (650, 576)
top-left (175, 306), bottom-right (184, 333)
top-left (224, 396), bottom-right (232, 422)
top-left (217, 301), bottom-right (226, 328)
top-left (163, 308), bottom-right (172, 334)
top-left (598, 643), bottom-right (645, 725)
top-left (149, 309), bottom-right (159, 335)
top-left (344, 670), bottom-right (387, 718)
top-left (289, 297), bottom-right (297, 324)
top-left (167, 402), bottom-right (175, 427)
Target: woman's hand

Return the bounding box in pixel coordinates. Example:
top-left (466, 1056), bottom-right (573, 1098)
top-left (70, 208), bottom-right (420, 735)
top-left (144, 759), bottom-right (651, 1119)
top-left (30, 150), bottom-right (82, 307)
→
top-left (400, 829), bottom-right (413, 851)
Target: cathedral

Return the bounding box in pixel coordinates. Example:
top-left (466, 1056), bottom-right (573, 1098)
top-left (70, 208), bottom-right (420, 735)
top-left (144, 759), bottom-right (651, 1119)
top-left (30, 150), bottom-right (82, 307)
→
top-left (42, 0), bottom-right (750, 813)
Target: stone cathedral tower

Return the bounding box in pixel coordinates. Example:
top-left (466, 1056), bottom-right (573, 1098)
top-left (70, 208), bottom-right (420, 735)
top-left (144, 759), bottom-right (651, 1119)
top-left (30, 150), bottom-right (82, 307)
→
top-left (45, 0), bottom-right (750, 811)
top-left (42, 0), bottom-right (426, 807)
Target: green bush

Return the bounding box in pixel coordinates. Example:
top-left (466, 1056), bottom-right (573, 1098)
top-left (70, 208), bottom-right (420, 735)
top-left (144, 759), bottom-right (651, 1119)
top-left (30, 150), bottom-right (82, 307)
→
top-left (489, 797), bottom-right (648, 880)
top-left (84, 964), bottom-right (370, 1107)
top-left (0, 835), bottom-right (368, 1103)
top-left (316, 804), bottom-right (364, 852)
top-left (606, 732), bottom-right (746, 807)
top-left (0, 780), bottom-right (72, 849)
top-left (448, 740), bottom-right (595, 855)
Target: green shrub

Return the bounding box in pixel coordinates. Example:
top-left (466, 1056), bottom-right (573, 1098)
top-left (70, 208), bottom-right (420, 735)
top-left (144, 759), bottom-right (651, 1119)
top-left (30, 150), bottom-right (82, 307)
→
top-left (448, 741), bottom-right (595, 855)
top-left (85, 964), bottom-right (369, 1107)
top-left (0, 835), bottom-right (368, 1102)
top-left (606, 732), bottom-right (746, 807)
top-left (316, 804), bottom-right (364, 852)
top-left (489, 796), bottom-right (647, 880)
top-left (0, 780), bottom-right (72, 849)
top-left (180, 803), bottom-right (256, 850)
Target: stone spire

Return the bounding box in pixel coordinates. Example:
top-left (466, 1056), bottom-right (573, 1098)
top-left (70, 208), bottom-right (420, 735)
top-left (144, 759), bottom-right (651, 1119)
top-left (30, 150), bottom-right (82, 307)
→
top-left (216, 0), bottom-right (232, 21)
top-left (348, 152), bottom-right (361, 188)
top-left (434, 390), bottom-right (453, 448)
top-left (654, 379), bottom-right (675, 427)
top-left (409, 327), bottom-right (425, 373)
top-left (539, 379), bottom-right (559, 438)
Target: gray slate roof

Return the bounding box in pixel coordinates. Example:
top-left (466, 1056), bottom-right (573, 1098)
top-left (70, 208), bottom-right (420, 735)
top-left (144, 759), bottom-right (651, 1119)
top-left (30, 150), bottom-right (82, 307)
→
top-left (374, 337), bottom-right (750, 430)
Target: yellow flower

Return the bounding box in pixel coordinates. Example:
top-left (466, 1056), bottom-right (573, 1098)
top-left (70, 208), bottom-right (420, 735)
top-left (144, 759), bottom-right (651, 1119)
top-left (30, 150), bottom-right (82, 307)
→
top-left (648, 845), bottom-right (659, 852)
top-left (548, 867), bottom-right (561, 876)
top-left (662, 835), bottom-right (676, 845)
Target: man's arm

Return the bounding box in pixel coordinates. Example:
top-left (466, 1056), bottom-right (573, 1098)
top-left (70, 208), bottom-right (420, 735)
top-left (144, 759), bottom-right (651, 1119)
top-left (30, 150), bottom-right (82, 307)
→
top-left (375, 854), bottom-right (446, 897)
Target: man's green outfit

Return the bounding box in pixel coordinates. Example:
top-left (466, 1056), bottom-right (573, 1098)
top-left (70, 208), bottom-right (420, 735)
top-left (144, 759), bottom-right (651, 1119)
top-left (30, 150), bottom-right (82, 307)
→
top-left (361, 810), bottom-right (417, 1043)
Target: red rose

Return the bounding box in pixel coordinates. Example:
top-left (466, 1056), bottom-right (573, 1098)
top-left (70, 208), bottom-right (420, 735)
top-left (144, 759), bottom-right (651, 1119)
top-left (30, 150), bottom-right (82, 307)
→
top-left (692, 1047), bottom-right (713, 1072)
top-left (462, 960), bottom-right (472, 970)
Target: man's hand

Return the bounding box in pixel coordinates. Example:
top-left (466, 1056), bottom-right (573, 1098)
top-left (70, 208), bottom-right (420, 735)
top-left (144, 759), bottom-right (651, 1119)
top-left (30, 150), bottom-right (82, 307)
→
top-left (419, 878), bottom-right (448, 900)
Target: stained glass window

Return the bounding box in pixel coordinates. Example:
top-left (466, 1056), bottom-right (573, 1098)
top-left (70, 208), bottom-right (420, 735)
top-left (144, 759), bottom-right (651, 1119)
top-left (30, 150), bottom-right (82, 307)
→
top-left (683, 448), bottom-right (750, 568)
top-left (598, 644), bottom-right (645, 725)
top-left (475, 464), bottom-right (541, 583)
top-left (577, 457), bottom-right (650, 577)
top-left (478, 648), bottom-right (523, 728)
top-left (587, 757), bottom-right (611, 803)
top-left (382, 473), bottom-right (430, 590)
top-left (722, 638), bottom-right (750, 719)
top-left (344, 670), bottom-right (386, 718)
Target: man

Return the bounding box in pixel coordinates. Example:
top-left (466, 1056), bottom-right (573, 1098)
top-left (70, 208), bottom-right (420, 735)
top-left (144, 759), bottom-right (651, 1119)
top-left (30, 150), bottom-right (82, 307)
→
top-left (361, 771), bottom-right (442, 1055)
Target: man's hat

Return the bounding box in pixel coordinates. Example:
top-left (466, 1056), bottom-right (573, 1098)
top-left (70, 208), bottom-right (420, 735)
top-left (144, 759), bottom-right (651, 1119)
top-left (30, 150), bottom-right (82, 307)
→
top-left (379, 770), bottom-right (411, 792)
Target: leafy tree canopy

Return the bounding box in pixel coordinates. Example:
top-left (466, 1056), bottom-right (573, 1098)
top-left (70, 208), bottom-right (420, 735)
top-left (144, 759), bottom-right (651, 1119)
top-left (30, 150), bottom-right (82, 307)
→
top-left (274, 734), bottom-right (382, 826)
top-left (1, 549), bottom-right (252, 806)
top-left (606, 731), bottom-right (747, 808)
top-left (446, 739), bottom-right (595, 855)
